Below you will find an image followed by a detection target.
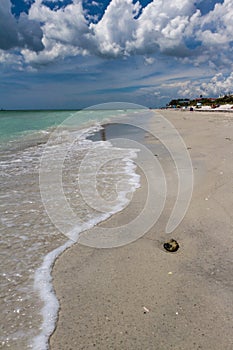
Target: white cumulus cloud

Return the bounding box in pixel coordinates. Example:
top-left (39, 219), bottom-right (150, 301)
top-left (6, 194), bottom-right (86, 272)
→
top-left (91, 0), bottom-right (141, 57)
top-left (0, 0), bottom-right (43, 51)
top-left (178, 72), bottom-right (233, 98)
top-left (1, 0), bottom-right (233, 69)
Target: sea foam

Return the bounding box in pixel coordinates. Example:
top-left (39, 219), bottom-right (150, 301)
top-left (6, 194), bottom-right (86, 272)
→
top-left (31, 128), bottom-right (141, 350)
top-left (32, 240), bottom-right (74, 350)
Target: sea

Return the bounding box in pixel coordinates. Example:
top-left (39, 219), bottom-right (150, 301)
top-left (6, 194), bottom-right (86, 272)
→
top-left (0, 105), bottom-right (153, 350)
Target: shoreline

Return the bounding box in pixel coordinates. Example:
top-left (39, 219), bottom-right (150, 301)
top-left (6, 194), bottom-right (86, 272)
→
top-left (194, 109), bottom-right (233, 112)
top-left (32, 115), bottom-right (145, 349)
top-left (163, 107), bottom-right (233, 113)
top-left (32, 240), bottom-right (74, 350)
top-left (49, 110), bottom-right (233, 349)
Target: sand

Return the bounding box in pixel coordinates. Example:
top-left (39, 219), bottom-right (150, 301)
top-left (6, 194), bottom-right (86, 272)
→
top-left (50, 110), bottom-right (233, 350)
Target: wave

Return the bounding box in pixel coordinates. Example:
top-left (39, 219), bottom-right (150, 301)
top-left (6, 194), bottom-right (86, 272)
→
top-left (30, 122), bottom-right (141, 350)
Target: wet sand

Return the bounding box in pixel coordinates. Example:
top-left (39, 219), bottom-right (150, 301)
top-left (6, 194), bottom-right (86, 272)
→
top-left (50, 110), bottom-right (233, 350)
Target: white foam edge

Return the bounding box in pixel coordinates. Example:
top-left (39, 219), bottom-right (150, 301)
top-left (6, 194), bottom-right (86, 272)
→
top-left (58, 118), bottom-right (110, 141)
top-left (31, 239), bottom-right (74, 350)
top-left (32, 124), bottom-right (141, 350)
top-left (122, 150), bottom-right (141, 191)
top-left (32, 194), bottom-right (140, 350)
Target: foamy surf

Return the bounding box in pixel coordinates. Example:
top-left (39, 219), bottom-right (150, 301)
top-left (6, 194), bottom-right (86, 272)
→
top-left (0, 108), bottom-right (144, 349)
top-left (31, 240), bottom-right (74, 350)
top-left (31, 135), bottom-right (141, 350)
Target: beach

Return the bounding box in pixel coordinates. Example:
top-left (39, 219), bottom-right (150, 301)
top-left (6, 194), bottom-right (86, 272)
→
top-left (1, 108), bottom-right (233, 350)
top-left (0, 107), bottom-right (143, 349)
top-left (2, 1), bottom-right (233, 349)
top-left (50, 109), bottom-right (233, 350)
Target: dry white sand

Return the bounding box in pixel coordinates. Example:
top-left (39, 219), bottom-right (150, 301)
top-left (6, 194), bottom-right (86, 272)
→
top-left (50, 110), bottom-right (233, 350)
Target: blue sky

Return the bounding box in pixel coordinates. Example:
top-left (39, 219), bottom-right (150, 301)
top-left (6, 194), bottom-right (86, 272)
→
top-left (0, 0), bottom-right (233, 109)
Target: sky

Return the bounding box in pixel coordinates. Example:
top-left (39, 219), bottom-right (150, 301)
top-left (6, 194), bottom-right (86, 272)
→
top-left (0, 0), bottom-right (233, 109)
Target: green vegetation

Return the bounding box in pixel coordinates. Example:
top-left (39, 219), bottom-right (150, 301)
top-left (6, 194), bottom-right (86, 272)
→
top-left (168, 99), bottom-right (190, 107)
top-left (167, 94), bottom-right (233, 108)
top-left (214, 95), bottom-right (233, 104)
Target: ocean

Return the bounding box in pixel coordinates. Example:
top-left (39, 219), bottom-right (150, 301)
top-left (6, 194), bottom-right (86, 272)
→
top-left (0, 105), bottom-right (151, 349)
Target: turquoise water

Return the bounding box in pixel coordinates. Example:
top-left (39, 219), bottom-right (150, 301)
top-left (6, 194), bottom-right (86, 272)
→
top-left (0, 108), bottom-right (137, 151)
top-left (0, 110), bottom-right (74, 143)
top-left (0, 107), bottom-right (145, 350)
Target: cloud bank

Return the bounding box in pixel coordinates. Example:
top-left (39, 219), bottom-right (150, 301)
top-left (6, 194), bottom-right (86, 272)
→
top-left (178, 72), bottom-right (233, 98)
top-left (0, 0), bottom-right (43, 52)
top-left (0, 0), bottom-right (232, 67)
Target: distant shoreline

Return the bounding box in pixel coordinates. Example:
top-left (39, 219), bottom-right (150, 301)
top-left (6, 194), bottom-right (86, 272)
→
top-left (0, 109), bottom-right (81, 112)
top-left (162, 106), bottom-right (233, 113)
top-left (194, 109), bottom-right (233, 112)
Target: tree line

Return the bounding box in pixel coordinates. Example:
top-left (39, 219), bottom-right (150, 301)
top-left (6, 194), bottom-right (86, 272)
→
top-left (167, 94), bottom-right (233, 107)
